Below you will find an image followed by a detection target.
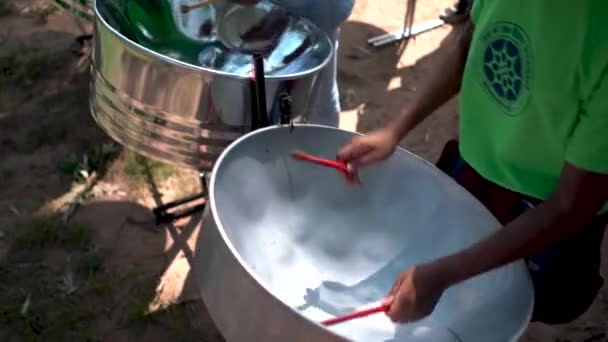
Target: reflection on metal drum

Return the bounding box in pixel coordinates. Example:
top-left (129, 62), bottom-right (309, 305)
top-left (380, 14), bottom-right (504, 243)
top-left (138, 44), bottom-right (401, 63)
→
top-left (90, 0), bottom-right (333, 170)
top-left (195, 125), bottom-right (535, 342)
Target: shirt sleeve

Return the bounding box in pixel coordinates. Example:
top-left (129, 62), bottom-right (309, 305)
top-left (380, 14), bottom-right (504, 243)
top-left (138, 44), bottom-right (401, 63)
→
top-left (470, 0), bottom-right (484, 23)
top-left (565, 65), bottom-right (608, 174)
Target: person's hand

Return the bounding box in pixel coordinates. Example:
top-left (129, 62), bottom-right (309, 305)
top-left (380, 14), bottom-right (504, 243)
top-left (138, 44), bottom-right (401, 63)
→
top-left (337, 127), bottom-right (400, 168)
top-left (383, 263), bottom-right (449, 323)
top-left (439, 2), bottom-right (471, 25)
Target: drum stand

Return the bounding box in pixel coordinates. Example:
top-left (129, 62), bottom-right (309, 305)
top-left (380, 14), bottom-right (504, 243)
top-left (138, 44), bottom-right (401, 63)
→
top-left (153, 172), bottom-right (209, 225)
top-left (367, 0), bottom-right (469, 48)
top-left (152, 54), bottom-right (293, 225)
top-left (59, 2), bottom-right (297, 225)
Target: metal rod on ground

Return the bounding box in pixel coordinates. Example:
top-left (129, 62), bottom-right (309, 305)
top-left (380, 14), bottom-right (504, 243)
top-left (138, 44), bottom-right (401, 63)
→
top-left (367, 18), bottom-right (445, 47)
top-left (367, 19), bottom-right (444, 44)
top-left (403, 0), bottom-right (416, 44)
top-left (153, 192), bottom-right (206, 225)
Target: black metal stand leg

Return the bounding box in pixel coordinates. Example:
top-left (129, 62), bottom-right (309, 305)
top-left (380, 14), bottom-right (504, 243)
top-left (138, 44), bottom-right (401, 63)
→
top-left (367, 18), bottom-right (445, 48)
top-left (152, 52), bottom-right (275, 226)
top-left (151, 50), bottom-right (286, 226)
top-left (153, 172), bottom-right (208, 225)
top-left (367, 0), bottom-right (471, 48)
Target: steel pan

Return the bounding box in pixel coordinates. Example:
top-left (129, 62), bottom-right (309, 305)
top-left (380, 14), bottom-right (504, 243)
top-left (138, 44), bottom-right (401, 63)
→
top-left (90, 0), bottom-right (332, 170)
top-left (194, 125), bottom-right (534, 341)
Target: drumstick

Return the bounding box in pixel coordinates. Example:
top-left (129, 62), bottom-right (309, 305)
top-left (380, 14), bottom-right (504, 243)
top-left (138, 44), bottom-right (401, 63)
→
top-left (291, 151), bottom-right (347, 170)
top-left (290, 150), bottom-right (361, 185)
top-left (180, 0), bottom-right (219, 13)
top-left (321, 304), bottom-right (390, 326)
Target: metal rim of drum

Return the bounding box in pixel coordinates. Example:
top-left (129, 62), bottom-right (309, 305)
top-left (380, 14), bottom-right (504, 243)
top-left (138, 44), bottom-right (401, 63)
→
top-left (206, 123), bottom-right (535, 342)
top-left (91, 0), bottom-right (335, 81)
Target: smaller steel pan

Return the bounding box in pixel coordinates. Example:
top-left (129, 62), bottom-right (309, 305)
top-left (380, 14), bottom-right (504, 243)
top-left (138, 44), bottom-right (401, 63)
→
top-left (194, 125), bottom-right (534, 342)
top-left (90, 0), bottom-right (332, 170)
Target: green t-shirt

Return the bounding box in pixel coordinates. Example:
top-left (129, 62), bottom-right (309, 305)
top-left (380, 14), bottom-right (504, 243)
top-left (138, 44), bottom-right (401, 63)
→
top-left (459, 0), bottom-right (608, 203)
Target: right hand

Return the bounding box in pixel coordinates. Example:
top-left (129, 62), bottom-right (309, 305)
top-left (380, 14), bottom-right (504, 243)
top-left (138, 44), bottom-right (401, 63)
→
top-left (337, 127), bottom-right (400, 168)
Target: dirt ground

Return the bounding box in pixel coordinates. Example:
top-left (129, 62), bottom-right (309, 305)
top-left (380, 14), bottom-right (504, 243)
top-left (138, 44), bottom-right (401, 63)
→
top-left (0, 0), bottom-right (606, 341)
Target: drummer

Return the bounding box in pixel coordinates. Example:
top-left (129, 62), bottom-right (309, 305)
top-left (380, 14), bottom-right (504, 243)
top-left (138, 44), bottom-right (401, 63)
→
top-left (231, 0), bottom-right (355, 127)
top-left (339, 0), bottom-right (608, 326)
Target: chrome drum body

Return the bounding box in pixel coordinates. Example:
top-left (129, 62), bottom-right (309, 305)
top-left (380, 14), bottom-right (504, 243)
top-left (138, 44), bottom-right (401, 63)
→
top-left (194, 125), bottom-right (535, 341)
top-left (90, 0), bottom-right (332, 170)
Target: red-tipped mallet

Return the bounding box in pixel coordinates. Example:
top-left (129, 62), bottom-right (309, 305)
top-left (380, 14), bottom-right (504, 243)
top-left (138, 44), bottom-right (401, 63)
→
top-left (290, 150), bottom-right (361, 185)
top-left (321, 304), bottom-right (390, 326)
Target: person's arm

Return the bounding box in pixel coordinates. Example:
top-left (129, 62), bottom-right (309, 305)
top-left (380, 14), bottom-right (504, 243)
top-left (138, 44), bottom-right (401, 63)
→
top-left (387, 19), bottom-right (475, 140)
top-left (337, 19), bottom-right (476, 167)
top-left (433, 164), bottom-right (608, 288)
top-left (386, 163), bottom-right (608, 323)
top-left (436, 60), bottom-right (608, 287)
top-left (387, 56), bottom-right (608, 322)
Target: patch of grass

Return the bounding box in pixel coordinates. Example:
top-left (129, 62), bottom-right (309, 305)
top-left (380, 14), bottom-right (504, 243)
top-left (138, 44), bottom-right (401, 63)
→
top-left (17, 296), bottom-right (98, 341)
top-left (123, 150), bottom-right (176, 183)
top-left (1, 166), bottom-right (16, 180)
top-left (130, 301), bottom-right (153, 322)
top-left (77, 251), bottom-right (105, 276)
top-left (0, 98), bottom-right (7, 113)
top-left (0, 52), bottom-right (48, 88)
top-left (13, 217), bottom-right (60, 250)
top-left (0, 216), bottom-right (109, 341)
top-left (0, 2), bottom-right (13, 17)
top-left (130, 301), bottom-right (223, 342)
top-left (156, 302), bottom-right (220, 342)
top-left (127, 275), bottom-right (157, 323)
top-left (1, 212), bottom-right (206, 341)
top-left (18, 124), bottom-right (68, 153)
top-left (61, 224), bottom-right (94, 251)
top-left (0, 261), bottom-right (77, 335)
top-left (58, 142), bottom-right (121, 183)
top-left (13, 217), bottom-right (93, 252)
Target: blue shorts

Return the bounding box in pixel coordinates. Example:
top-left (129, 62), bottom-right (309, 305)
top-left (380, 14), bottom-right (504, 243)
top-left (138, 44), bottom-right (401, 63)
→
top-left (274, 0), bottom-right (355, 127)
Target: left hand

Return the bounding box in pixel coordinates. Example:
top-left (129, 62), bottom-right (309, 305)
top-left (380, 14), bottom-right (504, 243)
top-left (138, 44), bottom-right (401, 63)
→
top-left (383, 264), bottom-right (449, 323)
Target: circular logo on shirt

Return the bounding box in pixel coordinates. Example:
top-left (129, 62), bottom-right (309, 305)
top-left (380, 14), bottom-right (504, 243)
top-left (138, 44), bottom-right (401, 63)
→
top-left (479, 22), bottom-right (532, 115)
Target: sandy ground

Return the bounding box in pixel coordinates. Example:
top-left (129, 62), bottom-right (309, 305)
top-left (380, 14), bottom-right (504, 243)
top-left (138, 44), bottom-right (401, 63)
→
top-left (0, 0), bottom-right (606, 341)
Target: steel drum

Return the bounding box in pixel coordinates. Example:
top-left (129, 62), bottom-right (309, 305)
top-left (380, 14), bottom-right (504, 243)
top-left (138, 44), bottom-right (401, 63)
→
top-left (90, 0), bottom-right (333, 170)
top-left (194, 125), bottom-right (534, 342)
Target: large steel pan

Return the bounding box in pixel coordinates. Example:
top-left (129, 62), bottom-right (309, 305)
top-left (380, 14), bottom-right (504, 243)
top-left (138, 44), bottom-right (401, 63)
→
top-left (90, 0), bottom-right (332, 170)
top-left (194, 125), bottom-right (534, 341)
